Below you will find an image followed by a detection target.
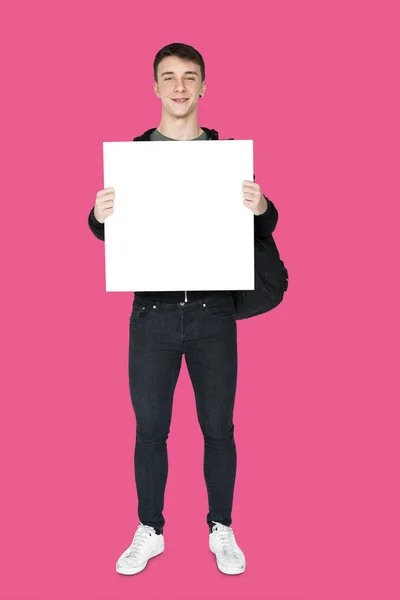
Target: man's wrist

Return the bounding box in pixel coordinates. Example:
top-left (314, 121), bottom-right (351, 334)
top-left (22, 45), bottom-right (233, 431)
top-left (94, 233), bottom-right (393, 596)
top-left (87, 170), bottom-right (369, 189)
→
top-left (255, 195), bottom-right (269, 216)
top-left (261, 195), bottom-right (268, 214)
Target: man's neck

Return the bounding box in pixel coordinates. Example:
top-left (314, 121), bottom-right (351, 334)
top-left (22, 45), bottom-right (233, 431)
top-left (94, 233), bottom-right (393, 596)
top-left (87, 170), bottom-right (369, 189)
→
top-left (156, 113), bottom-right (203, 140)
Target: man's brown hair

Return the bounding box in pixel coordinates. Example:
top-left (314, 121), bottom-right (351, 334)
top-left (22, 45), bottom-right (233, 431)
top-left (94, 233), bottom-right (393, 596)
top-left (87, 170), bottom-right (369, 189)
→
top-left (153, 42), bottom-right (205, 83)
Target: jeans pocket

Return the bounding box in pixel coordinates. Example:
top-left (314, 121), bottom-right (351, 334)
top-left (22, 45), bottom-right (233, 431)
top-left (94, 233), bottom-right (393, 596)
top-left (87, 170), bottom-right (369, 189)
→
top-left (130, 301), bottom-right (156, 322)
top-left (204, 298), bottom-right (236, 321)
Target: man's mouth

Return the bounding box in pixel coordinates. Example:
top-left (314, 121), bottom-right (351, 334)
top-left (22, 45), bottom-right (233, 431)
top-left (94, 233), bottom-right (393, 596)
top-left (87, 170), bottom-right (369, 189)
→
top-left (172, 98), bottom-right (189, 103)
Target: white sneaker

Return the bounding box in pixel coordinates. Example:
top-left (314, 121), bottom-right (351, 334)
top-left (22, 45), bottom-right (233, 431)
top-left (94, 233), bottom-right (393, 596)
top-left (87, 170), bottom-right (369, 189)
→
top-left (116, 522), bottom-right (165, 575)
top-left (209, 522), bottom-right (246, 575)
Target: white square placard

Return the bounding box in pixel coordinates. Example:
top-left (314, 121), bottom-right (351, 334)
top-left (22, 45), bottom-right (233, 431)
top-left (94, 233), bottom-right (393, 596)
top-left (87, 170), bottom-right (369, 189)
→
top-left (103, 139), bottom-right (254, 292)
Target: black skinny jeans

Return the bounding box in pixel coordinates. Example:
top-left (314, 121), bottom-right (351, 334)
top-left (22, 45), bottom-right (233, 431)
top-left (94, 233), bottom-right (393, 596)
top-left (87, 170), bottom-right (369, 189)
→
top-left (128, 292), bottom-right (238, 532)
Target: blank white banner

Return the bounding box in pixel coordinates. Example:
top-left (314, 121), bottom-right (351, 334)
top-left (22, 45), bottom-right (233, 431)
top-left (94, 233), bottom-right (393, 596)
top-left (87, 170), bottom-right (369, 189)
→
top-left (103, 139), bottom-right (254, 292)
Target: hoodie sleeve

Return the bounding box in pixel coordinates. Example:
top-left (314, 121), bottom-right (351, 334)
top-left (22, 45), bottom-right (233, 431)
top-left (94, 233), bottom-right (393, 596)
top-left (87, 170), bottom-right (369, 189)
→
top-left (254, 196), bottom-right (278, 238)
top-left (88, 206), bottom-right (105, 241)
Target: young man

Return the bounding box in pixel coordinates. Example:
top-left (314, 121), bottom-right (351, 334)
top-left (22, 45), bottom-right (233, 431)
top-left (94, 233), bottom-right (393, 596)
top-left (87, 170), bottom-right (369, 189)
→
top-left (88, 43), bottom-right (278, 576)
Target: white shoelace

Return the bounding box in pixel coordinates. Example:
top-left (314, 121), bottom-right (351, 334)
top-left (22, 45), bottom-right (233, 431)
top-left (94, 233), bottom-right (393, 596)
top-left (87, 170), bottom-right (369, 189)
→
top-left (125, 523), bottom-right (155, 560)
top-left (213, 524), bottom-right (242, 559)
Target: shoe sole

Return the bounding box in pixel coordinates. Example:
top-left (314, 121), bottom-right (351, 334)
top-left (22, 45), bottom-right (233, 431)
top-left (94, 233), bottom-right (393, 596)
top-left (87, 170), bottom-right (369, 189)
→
top-left (116, 543), bottom-right (164, 575)
top-left (210, 548), bottom-right (246, 575)
top-left (216, 559), bottom-right (246, 575)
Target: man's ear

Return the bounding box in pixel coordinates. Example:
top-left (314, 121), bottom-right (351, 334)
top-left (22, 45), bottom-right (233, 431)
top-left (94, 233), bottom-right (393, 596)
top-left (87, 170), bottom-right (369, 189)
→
top-left (153, 82), bottom-right (160, 98)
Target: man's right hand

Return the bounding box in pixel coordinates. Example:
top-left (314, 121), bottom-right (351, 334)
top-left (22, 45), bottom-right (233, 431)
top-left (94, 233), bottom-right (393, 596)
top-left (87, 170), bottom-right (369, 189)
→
top-left (94, 187), bottom-right (115, 223)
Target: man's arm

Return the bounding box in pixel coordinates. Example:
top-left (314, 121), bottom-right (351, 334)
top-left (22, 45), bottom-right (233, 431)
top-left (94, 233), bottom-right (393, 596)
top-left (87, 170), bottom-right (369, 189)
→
top-left (254, 196), bottom-right (278, 238)
top-left (88, 207), bottom-right (105, 241)
top-left (88, 192), bottom-right (278, 241)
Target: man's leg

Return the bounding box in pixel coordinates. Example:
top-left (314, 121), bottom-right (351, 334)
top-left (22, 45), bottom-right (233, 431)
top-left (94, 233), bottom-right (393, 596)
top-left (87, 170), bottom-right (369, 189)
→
top-left (184, 296), bottom-right (238, 529)
top-left (128, 299), bottom-right (182, 532)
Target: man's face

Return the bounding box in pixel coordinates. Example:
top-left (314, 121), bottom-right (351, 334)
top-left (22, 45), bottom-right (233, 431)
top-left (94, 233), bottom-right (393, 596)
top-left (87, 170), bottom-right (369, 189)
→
top-left (154, 56), bottom-right (205, 116)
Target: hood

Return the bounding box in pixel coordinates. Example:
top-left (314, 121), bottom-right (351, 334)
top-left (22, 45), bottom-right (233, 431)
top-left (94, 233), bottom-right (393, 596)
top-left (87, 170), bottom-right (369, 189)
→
top-left (133, 127), bottom-right (219, 141)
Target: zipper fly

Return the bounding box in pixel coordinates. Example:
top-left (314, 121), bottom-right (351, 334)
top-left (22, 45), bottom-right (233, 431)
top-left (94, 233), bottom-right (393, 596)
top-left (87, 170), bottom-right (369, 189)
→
top-left (183, 133), bottom-right (212, 306)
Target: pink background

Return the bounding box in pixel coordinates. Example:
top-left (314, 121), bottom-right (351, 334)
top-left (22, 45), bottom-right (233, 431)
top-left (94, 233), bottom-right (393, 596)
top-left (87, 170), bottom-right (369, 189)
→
top-left (1, 1), bottom-right (399, 599)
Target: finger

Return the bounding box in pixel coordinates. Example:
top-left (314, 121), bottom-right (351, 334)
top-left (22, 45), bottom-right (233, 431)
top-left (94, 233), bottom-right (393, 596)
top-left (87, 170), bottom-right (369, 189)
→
top-left (243, 185), bottom-right (258, 194)
top-left (97, 196), bottom-right (114, 206)
top-left (98, 191), bottom-right (115, 199)
top-left (243, 180), bottom-right (260, 187)
top-left (98, 190), bottom-right (115, 199)
top-left (97, 199), bottom-right (113, 208)
top-left (243, 192), bottom-right (256, 201)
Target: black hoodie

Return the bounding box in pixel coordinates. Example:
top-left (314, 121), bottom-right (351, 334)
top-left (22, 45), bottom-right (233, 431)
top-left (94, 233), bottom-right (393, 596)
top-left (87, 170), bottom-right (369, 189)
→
top-left (88, 127), bottom-right (278, 303)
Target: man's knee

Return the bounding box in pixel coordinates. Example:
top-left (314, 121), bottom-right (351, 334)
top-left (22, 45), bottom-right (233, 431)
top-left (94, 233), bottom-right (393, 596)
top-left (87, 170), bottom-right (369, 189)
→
top-left (201, 421), bottom-right (235, 441)
top-left (136, 425), bottom-right (170, 446)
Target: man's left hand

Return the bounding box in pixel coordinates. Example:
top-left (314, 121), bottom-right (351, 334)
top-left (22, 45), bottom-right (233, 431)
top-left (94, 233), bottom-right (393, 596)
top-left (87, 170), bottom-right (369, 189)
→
top-left (242, 180), bottom-right (268, 215)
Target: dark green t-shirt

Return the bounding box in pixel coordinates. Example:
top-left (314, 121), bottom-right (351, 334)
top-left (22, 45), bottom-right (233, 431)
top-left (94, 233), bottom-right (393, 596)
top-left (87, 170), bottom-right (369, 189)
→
top-left (149, 128), bottom-right (208, 142)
